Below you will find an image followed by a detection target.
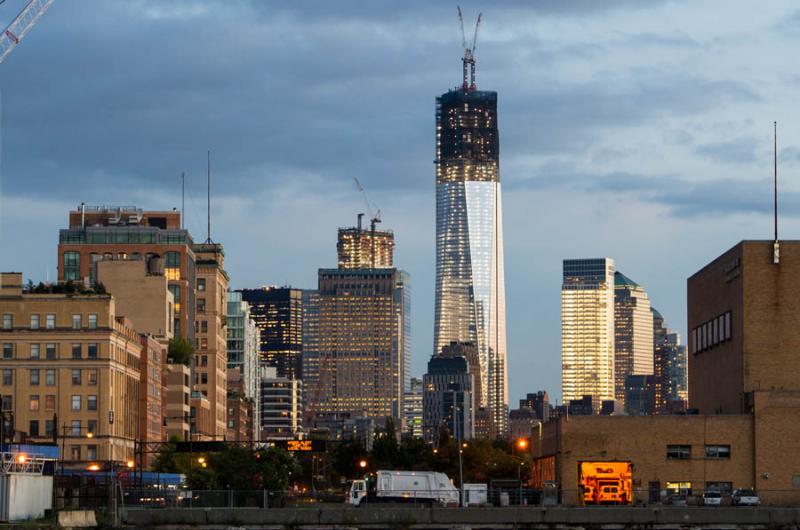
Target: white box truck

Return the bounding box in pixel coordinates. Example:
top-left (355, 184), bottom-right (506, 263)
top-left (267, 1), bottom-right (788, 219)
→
top-left (348, 470), bottom-right (459, 506)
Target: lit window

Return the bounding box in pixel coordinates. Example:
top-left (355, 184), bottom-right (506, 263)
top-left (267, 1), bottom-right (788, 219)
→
top-left (29, 394), bottom-right (40, 411)
top-left (45, 394), bottom-right (55, 410)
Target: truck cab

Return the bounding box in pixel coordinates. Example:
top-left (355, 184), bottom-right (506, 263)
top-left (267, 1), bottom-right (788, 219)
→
top-left (349, 479), bottom-right (368, 506)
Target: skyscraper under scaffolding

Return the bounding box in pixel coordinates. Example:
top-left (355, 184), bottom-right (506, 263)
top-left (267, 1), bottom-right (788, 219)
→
top-left (433, 16), bottom-right (508, 436)
top-left (310, 217), bottom-right (410, 426)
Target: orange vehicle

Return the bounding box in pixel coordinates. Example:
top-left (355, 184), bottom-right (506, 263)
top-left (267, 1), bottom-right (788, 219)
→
top-left (579, 462), bottom-right (632, 505)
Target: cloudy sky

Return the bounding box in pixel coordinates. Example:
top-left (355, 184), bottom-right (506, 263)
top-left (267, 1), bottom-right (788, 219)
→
top-left (1, 0), bottom-right (799, 405)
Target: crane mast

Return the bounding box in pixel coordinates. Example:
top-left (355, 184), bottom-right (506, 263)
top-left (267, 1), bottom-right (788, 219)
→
top-left (0, 0), bottom-right (55, 64)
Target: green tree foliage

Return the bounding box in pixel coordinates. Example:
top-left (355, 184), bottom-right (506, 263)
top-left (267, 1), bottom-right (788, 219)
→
top-left (152, 443), bottom-right (301, 490)
top-left (167, 337), bottom-right (194, 365)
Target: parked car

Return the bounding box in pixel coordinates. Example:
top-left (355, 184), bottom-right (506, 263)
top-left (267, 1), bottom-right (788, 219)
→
top-left (666, 494), bottom-right (688, 506)
top-left (702, 491), bottom-right (722, 506)
top-left (732, 489), bottom-right (760, 506)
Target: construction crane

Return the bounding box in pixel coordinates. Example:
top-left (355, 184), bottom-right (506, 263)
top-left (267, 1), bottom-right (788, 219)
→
top-left (0, 0), bottom-right (55, 65)
top-left (457, 6), bottom-right (481, 91)
top-left (352, 177), bottom-right (382, 267)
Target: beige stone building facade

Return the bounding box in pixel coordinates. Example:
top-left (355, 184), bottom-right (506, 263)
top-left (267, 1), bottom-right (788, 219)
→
top-left (0, 273), bottom-right (142, 465)
top-left (192, 243), bottom-right (228, 438)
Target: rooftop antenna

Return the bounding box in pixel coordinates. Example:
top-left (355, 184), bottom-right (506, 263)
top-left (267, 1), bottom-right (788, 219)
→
top-left (773, 121), bottom-right (780, 264)
top-left (205, 150), bottom-right (212, 244)
top-left (181, 172), bottom-right (185, 230)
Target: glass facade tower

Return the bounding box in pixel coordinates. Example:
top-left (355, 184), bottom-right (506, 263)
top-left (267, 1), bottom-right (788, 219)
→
top-left (561, 258), bottom-right (616, 411)
top-left (433, 75), bottom-right (508, 435)
top-left (613, 271), bottom-right (654, 403)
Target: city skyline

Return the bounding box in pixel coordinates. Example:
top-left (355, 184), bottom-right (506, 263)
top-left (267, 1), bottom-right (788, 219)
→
top-left (3, 1), bottom-right (800, 405)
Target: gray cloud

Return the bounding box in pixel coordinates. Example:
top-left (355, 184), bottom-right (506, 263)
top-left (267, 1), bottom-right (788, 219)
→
top-left (694, 136), bottom-right (761, 165)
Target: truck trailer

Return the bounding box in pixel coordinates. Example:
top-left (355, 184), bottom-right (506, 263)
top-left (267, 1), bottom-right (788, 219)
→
top-left (348, 470), bottom-right (459, 506)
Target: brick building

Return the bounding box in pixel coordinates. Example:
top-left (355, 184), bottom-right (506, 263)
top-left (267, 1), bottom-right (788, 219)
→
top-left (535, 240), bottom-right (800, 506)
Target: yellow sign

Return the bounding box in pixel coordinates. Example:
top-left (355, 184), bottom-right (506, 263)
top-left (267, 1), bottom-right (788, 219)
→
top-left (286, 440), bottom-right (313, 451)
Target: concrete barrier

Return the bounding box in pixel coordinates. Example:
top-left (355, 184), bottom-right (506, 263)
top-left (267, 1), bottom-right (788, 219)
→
top-left (122, 505), bottom-right (800, 529)
top-left (57, 510), bottom-right (97, 528)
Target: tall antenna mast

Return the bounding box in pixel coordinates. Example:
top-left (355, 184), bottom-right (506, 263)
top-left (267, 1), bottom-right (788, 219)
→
top-left (206, 150), bottom-right (212, 244)
top-left (181, 171), bottom-right (185, 230)
top-left (773, 121), bottom-right (780, 264)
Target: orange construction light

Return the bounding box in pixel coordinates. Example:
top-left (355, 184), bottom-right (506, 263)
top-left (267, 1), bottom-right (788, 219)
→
top-left (197, 457), bottom-right (206, 464)
top-left (16, 454), bottom-right (26, 464)
top-left (87, 463), bottom-right (101, 472)
top-left (516, 438), bottom-right (529, 450)
top-left (126, 460), bottom-right (134, 469)
top-left (86, 432), bottom-right (93, 438)
top-left (358, 459), bottom-right (368, 469)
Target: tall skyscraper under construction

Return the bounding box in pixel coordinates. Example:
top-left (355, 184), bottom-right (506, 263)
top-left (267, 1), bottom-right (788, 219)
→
top-left (337, 214), bottom-right (394, 269)
top-left (433, 15), bottom-right (508, 435)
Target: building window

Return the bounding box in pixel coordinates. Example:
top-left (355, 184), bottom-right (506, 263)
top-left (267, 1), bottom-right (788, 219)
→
top-left (72, 314), bottom-right (82, 329)
top-left (64, 251), bottom-right (81, 281)
top-left (88, 369), bottom-right (97, 385)
top-left (45, 394), bottom-right (55, 410)
top-left (45, 314), bottom-right (55, 329)
top-left (46, 369), bottom-right (55, 386)
top-left (200, 320), bottom-right (208, 334)
top-left (30, 369), bottom-right (39, 386)
top-left (87, 395), bottom-right (97, 411)
top-left (70, 446), bottom-right (80, 461)
top-left (197, 298), bottom-right (206, 313)
top-left (165, 251), bottom-right (181, 280)
top-left (197, 278), bottom-right (206, 291)
top-left (200, 355), bottom-right (208, 367)
top-left (200, 373), bottom-right (208, 385)
top-left (200, 338), bottom-right (208, 349)
top-left (72, 369), bottom-right (81, 385)
top-left (72, 344), bottom-right (82, 359)
top-left (88, 343), bottom-right (98, 359)
top-left (2, 314), bottom-right (11, 330)
top-left (29, 420), bottom-right (40, 437)
top-left (2, 343), bottom-right (13, 359)
top-left (29, 394), bottom-right (40, 411)
top-left (88, 314), bottom-right (97, 329)
top-left (30, 314), bottom-right (39, 330)
top-left (705, 445), bottom-right (731, 459)
top-left (666, 445), bottom-right (691, 460)
top-left (705, 481), bottom-right (732, 494)
top-left (30, 343), bottom-right (40, 359)
top-left (46, 343), bottom-right (56, 359)
top-left (71, 395), bottom-right (81, 410)
top-left (2, 369), bottom-right (11, 385)
top-left (45, 420), bottom-right (54, 438)
top-left (1, 395), bottom-right (11, 411)
top-left (87, 445), bottom-right (97, 460)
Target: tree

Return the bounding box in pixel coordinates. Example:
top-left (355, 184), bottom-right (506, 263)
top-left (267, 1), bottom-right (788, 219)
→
top-left (168, 337), bottom-right (193, 365)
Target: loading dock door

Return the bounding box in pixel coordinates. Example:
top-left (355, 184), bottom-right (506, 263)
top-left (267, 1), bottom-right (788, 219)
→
top-left (579, 461), bottom-right (633, 505)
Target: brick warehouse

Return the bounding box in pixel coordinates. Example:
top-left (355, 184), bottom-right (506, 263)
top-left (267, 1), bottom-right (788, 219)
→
top-left (533, 240), bottom-right (800, 506)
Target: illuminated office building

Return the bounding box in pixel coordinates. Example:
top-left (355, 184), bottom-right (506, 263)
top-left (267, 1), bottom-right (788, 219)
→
top-left (652, 308), bottom-right (688, 413)
top-left (613, 271), bottom-right (654, 403)
top-left (561, 258), bottom-right (615, 411)
top-left (238, 287), bottom-right (303, 380)
top-left (311, 219), bottom-right (410, 425)
top-left (337, 215), bottom-right (394, 269)
top-left (433, 50), bottom-right (507, 435)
